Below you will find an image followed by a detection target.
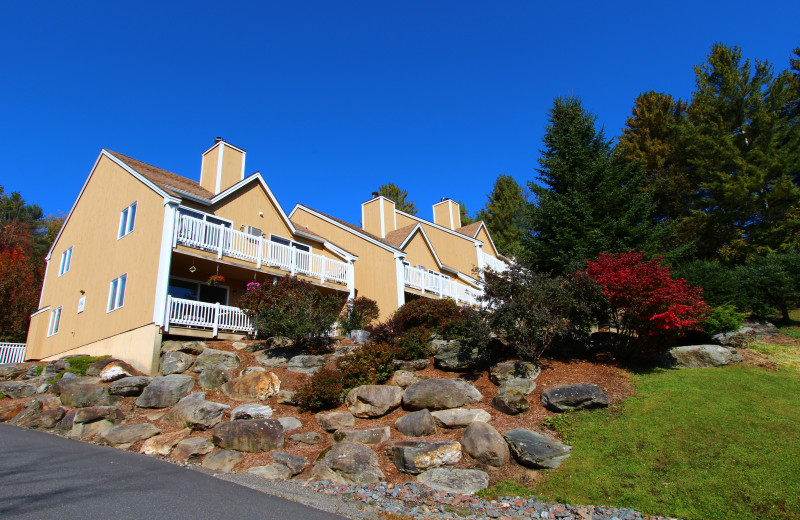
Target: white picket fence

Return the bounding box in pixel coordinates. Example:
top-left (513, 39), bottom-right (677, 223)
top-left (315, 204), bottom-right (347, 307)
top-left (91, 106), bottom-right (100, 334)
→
top-left (0, 343), bottom-right (27, 364)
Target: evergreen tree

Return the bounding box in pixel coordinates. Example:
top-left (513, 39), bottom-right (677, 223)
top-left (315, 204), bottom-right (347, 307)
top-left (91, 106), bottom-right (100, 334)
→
top-left (523, 96), bottom-right (655, 274)
top-left (458, 201), bottom-right (478, 226)
top-left (475, 174), bottom-right (525, 257)
top-left (376, 183), bottom-right (417, 215)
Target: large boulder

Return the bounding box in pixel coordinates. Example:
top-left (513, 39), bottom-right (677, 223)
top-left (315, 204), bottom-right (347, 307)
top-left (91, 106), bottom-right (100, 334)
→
top-left (503, 429), bottom-right (572, 469)
top-left (345, 385), bottom-right (403, 418)
top-left (432, 340), bottom-right (486, 371)
top-left (60, 383), bottom-right (120, 408)
top-left (713, 320), bottom-right (779, 348)
top-left (661, 345), bottom-right (744, 368)
top-left (430, 408), bottom-right (491, 429)
top-left (97, 423), bottom-right (161, 447)
top-left (489, 361), bottom-right (541, 385)
top-left (140, 429), bottom-right (191, 456)
top-left (135, 375), bottom-right (195, 409)
top-left (395, 409), bottom-right (437, 437)
top-left (0, 402), bottom-right (25, 422)
top-left (160, 351), bottom-right (194, 375)
top-left (392, 359), bottom-right (430, 372)
top-left (286, 355), bottom-right (327, 375)
top-left (16, 408), bottom-right (67, 429)
top-left (0, 381), bottom-right (37, 399)
top-left (388, 370), bottom-right (427, 388)
top-left (211, 419), bottom-right (284, 452)
top-left (385, 440), bottom-right (462, 474)
top-left (201, 450), bottom-right (244, 472)
top-left (272, 451), bottom-right (307, 476)
top-left (276, 417), bottom-right (302, 431)
top-left (108, 376), bottom-right (151, 397)
top-left (290, 432), bottom-right (321, 445)
top-left (52, 375), bottom-right (99, 396)
top-left (333, 427), bottom-right (391, 445)
top-left (162, 392), bottom-right (229, 430)
top-left (311, 443), bottom-right (384, 484)
top-left (499, 377), bottom-right (537, 396)
top-left (221, 371), bottom-right (280, 401)
top-left (194, 348), bottom-right (240, 373)
top-left (70, 419), bottom-right (115, 440)
top-left (253, 348), bottom-right (295, 368)
top-left (86, 359), bottom-right (138, 381)
top-left (491, 391), bottom-right (530, 415)
top-left (161, 340), bottom-right (206, 355)
top-left (402, 379), bottom-right (482, 411)
top-left (198, 367), bottom-right (230, 389)
top-left (231, 404), bottom-right (274, 421)
top-left (73, 406), bottom-right (124, 425)
top-left (541, 383), bottom-right (610, 412)
top-left (417, 468), bottom-right (489, 495)
top-left (172, 437), bottom-right (215, 462)
top-left (461, 421), bottom-right (509, 467)
top-left (0, 363), bottom-right (28, 380)
top-left (316, 411), bottom-right (355, 432)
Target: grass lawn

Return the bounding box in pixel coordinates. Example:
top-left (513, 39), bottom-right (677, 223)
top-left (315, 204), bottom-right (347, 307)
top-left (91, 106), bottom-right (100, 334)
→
top-left (532, 364), bottom-right (800, 520)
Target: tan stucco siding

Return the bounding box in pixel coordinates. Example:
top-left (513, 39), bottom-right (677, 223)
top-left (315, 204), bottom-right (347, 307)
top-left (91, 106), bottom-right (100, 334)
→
top-left (396, 213), bottom-right (480, 277)
top-left (475, 227), bottom-right (500, 257)
top-left (219, 145), bottom-right (244, 193)
top-left (291, 208), bottom-right (400, 319)
top-left (402, 231), bottom-right (440, 273)
top-left (27, 155), bottom-right (165, 361)
top-left (200, 146), bottom-right (220, 194)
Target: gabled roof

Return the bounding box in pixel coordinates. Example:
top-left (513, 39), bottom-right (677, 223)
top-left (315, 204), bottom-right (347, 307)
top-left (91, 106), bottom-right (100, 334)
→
top-left (107, 151), bottom-right (214, 200)
top-left (455, 221), bottom-right (483, 238)
top-left (290, 205), bottom-right (404, 254)
top-left (384, 224), bottom-right (417, 248)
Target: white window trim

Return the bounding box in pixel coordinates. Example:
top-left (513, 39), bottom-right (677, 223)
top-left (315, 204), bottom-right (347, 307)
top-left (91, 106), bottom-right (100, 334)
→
top-left (118, 201), bottom-right (138, 239)
top-left (107, 273), bottom-right (128, 313)
top-left (58, 247), bottom-right (72, 276)
top-left (177, 206), bottom-right (233, 226)
top-left (47, 306), bottom-right (62, 337)
top-left (269, 234), bottom-right (311, 252)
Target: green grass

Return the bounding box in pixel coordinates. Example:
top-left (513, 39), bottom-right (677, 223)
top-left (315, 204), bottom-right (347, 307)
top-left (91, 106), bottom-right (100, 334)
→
top-left (477, 480), bottom-right (536, 501)
top-left (748, 341), bottom-right (800, 371)
top-left (777, 309), bottom-right (800, 339)
top-left (534, 365), bottom-right (800, 520)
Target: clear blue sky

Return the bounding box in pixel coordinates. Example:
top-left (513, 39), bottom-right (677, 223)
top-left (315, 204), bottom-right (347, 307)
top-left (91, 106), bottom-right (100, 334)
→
top-left (1, 1), bottom-right (798, 225)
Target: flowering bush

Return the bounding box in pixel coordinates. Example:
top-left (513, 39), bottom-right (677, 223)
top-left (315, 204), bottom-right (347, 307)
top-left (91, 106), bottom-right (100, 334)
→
top-left (207, 274), bottom-right (225, 286)
top-left (246, 281), bottom-right (261, 291)
top-left (585, 251), bottom-right (709, 357)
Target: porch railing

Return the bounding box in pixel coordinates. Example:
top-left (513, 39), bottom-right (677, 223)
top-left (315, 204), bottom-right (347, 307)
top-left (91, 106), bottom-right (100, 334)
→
top-left (481, 252), bottom-right (508, 273)
top-left (0, 343), bottom-right (27, 364)
top-left (164, 296), bottom-right (254, 336)
top-left (403, 266), bottom-right (483, 306)
top-left (174, 214), bottom-right (351, 286)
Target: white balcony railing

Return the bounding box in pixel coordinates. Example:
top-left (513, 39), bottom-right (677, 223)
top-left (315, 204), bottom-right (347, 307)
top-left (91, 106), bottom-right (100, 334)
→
top-left (174, 214), bottom-right (352, 287)
top-left (0, 343), bottom-right (26, 364)
top-left (481, 252), bottom-right (508, 273)
top-left (403, 266), bottom-right (483, 306)
top-left (164, 296), bottom-right (254, 336)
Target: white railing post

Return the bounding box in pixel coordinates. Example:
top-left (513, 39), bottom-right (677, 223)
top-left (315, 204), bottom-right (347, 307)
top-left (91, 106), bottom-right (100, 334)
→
top-left (320, 258), bottom-right (326, 283)
top-left (212, 302), bottom-right (220, 337)
top-left (172, 213), bottom-right (180, 247)
top-left (257, 236), bottom-right (263, 269)
top-left (217, 223), bottom-right (224, 259)
top-left (164, 295), bottom-right (172, 332)
top-left (290, 247), bottom-right (297, 275)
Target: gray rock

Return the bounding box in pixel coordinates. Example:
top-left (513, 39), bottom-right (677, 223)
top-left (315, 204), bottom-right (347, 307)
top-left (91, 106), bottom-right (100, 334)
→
top-left (333, 426), bottom-right (391, 445)
top-left (16, 407), bottom-right (67, 429)
top-left (60, 383), bottom-right (121, 408)
top-left (198, 367), bottom-right (230, 389)
top-left (0, 381), bottom-right (37, 399)
top-left (70, 419), bottom-right (114, 440)
top-left (489, 361), bottom-right (541, 385)
top-left (273, 451), bottom-right (306, 476)
top-left (346, 330), bottom-right (371, 344)
top-left (541, 383), bottom-right (611, 412)
top-left (135, 375), bottom-right (195, 409)
top-left (276, 390), bottom-right (298, 406)
top-left (430, 408), bottom-right (491, 429)
top-left (73, 406), bottom-right (125, 424)
top-left (504, 429), bottom-right (572, 469)
top-left (276, 417), bottom-right (302, 431)
top-left (395, 409), bottom-right (437, 437)
top-left (499, 377), bottom-right (536, 396)
top-left (162, 392), bottom-right (229, 430)
top-left (42, 359), bottom-right (70, 376)
top-left (54, 410), bottom-right (75, 435)
top-left (402, 379), bottom-right (482, 411)
top-left (232, 342), bottom-right (249, 351)
top-left (286, 355), bottom-right (327, 375)
top-left (345, 385), bottom-right (403, 418)
top-left (249, 464), bottom-right (292, 479)
top-left (160, 351), bottom-right (194, 375)
top-left (231, 404), bottom-right (273, 421)
top-left (241, 366), bottom-right (266, 376)
top-left (461, 421), bottom-right (509, 467)
top-left (417, 468), bottom-right (490, 495)
top-left (172, 437), bottom-right (215, 462)
top-left (51, 375), bottom-right (99, 396)
top-left (491, 391), bottom-right (529, 415)
top-left (311, 442), bottom-right (384, 484)
top-left (211, 419), bottom-right (285, 452)
top-left (661, 345), bottom-right (744, 368)
top-left (97, 423), bottom-right (161, 447)
top-left (392, 359), bottom-right (430, 372)
top-left (139, 429), bottom-right (191, 456)
top-left (161, 340), bottom-right (206, 355)
top-left (86, 359), bottom-right (138, 381)
top-left (713, 320), bottom-right (779, 347)
top-left (263, 336), bottom-right (294, 350)
top-left (290, 432), bottom-right (321, 445)
top-left (385, 440), bottom-right (462, 474)
top-left (388, 370), bottom-right (427, 388)
top-left (108, 376), bottom-right (152, 397)
top-left (194, 348), bottom-right (240, 373)
top-left (432, 340), bottom-right (487, 371)
top-left (221, 371), bottom-right (280, 401)
top-left (253, 348), bottom-right (295, 367)
top-left (316, 411), bottom-right (355, 432)
top-left (201, 450), bottom-right (244, 472)
top-left (0, 363), bottom-right (28, 380)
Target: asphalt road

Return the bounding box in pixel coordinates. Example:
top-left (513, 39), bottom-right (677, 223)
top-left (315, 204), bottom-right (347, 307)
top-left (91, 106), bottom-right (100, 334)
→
top-left (0, 424), bottom-right (348, 520)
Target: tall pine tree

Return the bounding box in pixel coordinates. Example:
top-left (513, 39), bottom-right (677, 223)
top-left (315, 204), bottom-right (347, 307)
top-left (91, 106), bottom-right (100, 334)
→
top-left (376, 183), bottom-right (417, 215)
top-left (523, 96), bottom-right (655, 274)
top-left (476, 174), bottom-right (526, 257)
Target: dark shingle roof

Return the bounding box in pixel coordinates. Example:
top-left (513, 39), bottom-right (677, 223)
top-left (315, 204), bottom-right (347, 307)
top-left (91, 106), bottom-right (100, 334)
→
top-left (455, 221), bottom-right (483, 238)
top-left (384, 224), bottom-right (418, 248)
top-left (107, 150), bottom-right (214, 200)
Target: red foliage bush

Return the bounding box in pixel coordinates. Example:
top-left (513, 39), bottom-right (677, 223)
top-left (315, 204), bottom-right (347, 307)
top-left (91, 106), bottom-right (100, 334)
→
top-left (585, 251), bottom-right (709, 356)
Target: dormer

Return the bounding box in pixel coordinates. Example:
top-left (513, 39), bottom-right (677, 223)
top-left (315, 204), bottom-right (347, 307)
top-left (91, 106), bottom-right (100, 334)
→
top-left (200, 138), bottom-right (246, 195)
top-left (361, 195), bottom-right (396, 238)
top-left (432, 198), bottom-right (461, 231)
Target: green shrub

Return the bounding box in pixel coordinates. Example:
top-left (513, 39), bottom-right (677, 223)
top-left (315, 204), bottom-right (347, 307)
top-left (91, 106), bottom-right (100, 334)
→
top-left (34, 365), bottom-right (43, 376)
top-left (337, 343), bottom-right (399, 392)
top-left (296, 368), bottom-right (345, 412)
top-left (394, 298), bottom-right (462, 334)
top-left (702, 304), bottom-right (747, 334)
top-left (365, 315), bottom-right (402, 344)
top-left (394, 327), bottom-right (432, 360)
top-left (63, 355), bottom-right (110, 376)
top-left (340, 297), bottom-right (380, 334)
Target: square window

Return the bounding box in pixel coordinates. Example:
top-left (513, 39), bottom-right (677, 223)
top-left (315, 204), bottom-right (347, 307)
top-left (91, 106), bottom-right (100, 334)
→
top-left (77, 296), bottom-right (85, 313)
top-left (47, 307), bottom-right (62, 336)
top-left (118, 202), bottom-right (137, 239)
top-left (107, 274), bottom-right (127, 312)
top-left (58, 247), bottom-right (72, 276)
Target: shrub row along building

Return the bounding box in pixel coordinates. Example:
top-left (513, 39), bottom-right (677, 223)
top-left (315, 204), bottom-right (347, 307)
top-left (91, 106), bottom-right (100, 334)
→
top-left (26, 139), bottom-right (508, 374)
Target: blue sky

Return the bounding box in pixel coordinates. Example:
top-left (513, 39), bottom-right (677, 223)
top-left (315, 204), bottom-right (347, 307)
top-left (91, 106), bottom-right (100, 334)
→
top-left (1, 1), bottom-right (798, 225)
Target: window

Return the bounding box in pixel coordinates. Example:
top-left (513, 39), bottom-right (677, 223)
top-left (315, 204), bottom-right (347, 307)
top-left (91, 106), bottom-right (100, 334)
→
top-left (270, 235), bottom-right (310, 252)
top-left (107, 274), bottom-right (127, 312)
top-left (47, 307), bottom-right (62, 336)
top-left (77, 296), bottom-right (85, 313)
top-left (58, 247), bottom-right (72, 276)
top-left (118, 202), bottom-right (137, 238)
top-left (167, 277), bottom-right (228, 305)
